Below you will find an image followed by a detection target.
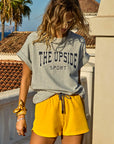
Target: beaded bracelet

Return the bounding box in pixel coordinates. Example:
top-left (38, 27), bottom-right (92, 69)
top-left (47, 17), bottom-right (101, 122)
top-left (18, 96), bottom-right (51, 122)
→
top-left (17, 117), bottom-right (25, 122)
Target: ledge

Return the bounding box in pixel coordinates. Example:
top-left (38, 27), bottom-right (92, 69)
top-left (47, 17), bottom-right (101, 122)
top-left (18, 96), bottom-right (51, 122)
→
top-left (0, 87), bottom-right (36, 106)
top-left (97, 0), bottom-right (114, 16)
top-left (88, 16), bottom-right (114, 36)
top-left (81, 62), bottom-right (95, 73)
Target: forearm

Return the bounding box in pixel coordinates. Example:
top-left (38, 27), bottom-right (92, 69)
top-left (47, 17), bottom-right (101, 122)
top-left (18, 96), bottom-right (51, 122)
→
top-left (17, 77), bottom-right (31, 118)
top-left (13, 62), bottom-right (32, 119)
top-left (19, 77), bottom-right (31, 103)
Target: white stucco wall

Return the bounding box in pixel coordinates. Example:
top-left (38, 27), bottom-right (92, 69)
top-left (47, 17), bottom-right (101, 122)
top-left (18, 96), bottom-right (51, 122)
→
top-left (88, 0), bottom-right (114, 144)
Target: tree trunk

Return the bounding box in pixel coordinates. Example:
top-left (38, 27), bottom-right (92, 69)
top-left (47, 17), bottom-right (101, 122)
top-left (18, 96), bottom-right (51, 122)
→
top-left (15, 22), bottom-right (18, 31)
top-left (1, 20), bottom-right (5, 40)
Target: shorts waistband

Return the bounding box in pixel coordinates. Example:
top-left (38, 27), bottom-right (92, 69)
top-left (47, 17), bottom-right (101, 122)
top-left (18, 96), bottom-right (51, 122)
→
top-left (58, 93), bottom-right (71, 114)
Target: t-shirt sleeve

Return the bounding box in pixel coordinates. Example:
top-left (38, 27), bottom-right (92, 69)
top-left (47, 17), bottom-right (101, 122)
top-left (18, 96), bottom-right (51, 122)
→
top-left (78, 38), bottom-right (90, 70)
top-left (16, 34), bottom-right (32, 71)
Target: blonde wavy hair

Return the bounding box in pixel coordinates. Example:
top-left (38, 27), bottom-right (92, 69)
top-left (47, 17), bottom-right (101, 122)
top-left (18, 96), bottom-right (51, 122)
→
top-left (33, 0), bottom-right (89, 48)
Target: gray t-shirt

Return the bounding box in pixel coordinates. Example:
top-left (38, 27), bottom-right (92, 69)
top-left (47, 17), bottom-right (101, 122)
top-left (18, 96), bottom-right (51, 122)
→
top-left (17, 31), bottom-right (90, 104)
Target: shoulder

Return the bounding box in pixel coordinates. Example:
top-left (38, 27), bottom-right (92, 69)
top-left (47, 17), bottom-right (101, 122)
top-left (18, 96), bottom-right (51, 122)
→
top-left (26, 31), bottom-right (38, 42)
top-left (68, 31), bottom-right (85, 43)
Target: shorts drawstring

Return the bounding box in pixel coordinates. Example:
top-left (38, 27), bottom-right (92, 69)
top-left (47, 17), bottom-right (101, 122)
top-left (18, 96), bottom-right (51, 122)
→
top-left (59, 93), bottom-right (71, 114)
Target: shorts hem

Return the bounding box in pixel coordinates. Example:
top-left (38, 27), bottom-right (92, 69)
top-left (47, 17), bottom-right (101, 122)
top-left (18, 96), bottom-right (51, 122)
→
top-left (31, 129), bottom-right (59, 138)
top-left (63, 129), bottom-right (89, 136)
top-left (31, 128), bottom-right (89, 137)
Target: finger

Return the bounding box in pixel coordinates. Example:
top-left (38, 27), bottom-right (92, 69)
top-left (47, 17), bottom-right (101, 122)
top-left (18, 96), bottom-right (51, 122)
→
top-left (18, 133), bottom-right (21, 136)
top-left (17, 130), bottom-right (24, 136)
top-left (17, 131), bottom-right (21, 136)
top-left (23, 127), bottom-right (27, 133)
top-left (21, 131), bottom-right (25, 136)
top-left (20, 128), bottom-right (26, 136)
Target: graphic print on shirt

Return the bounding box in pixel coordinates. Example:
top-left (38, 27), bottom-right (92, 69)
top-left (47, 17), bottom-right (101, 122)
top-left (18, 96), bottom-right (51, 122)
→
top-left (39, 51), bottom-right (77, 70)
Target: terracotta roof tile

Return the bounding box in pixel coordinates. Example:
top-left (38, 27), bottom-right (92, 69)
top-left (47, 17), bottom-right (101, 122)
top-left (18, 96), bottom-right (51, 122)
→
top-left (76, 30), bottom-right (95, 49)
top-left (0, 60), bottom-right (23, 92)
top-left (79, 0), bottom-right (99, 13)
top-left (0, 31), bottom-right (32, 53)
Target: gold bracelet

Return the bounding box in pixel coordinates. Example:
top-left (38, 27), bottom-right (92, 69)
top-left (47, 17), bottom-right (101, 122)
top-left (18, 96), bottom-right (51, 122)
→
top-left (16, 109), bottom-right (27, 116)
top-left (13, 100), bottom-right (27, 116)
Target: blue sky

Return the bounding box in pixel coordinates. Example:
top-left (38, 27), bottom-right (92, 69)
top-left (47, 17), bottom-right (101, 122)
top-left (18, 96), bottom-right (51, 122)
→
top-left (19, 0), bottom-right (50, 31)
top-left (96, 0), bottom-right (100, 3)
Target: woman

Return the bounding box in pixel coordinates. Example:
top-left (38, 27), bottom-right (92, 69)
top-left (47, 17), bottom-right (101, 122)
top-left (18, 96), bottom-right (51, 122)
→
top-left (13, 0), bottom-right (90, 144)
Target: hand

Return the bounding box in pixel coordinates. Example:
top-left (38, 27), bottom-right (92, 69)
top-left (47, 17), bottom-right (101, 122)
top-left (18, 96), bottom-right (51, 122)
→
top-left (16, 115), bottom-right (27, 136)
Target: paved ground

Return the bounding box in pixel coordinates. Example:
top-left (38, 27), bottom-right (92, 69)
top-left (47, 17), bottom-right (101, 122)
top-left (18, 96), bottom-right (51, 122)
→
top-left (13, 137), bottom-right (30, 144)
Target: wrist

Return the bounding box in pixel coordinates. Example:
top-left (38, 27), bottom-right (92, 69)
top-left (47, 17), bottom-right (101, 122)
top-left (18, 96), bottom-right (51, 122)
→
top-left (17, 117), bottom-right (25, 122)
top-left (13, 100), bottom-right (27, 116)
top-left (17, 114), bottom-right (25, 119)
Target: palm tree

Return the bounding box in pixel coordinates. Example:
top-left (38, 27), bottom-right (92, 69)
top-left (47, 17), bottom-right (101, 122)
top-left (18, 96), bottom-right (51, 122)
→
top-left (0, 0), bottom-right (11, 40)
top-left (0, 0), bottom-right (32, 40)
top-left (12, 0), bottom-right (32, 31)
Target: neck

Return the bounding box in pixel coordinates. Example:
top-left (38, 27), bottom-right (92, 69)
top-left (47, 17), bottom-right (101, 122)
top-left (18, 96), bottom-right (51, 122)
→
top-left (56, 31), bottom-right (69, 38)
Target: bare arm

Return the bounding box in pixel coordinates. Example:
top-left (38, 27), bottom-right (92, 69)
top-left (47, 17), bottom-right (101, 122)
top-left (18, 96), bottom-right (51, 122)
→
top-left (18, 62), bottom-right (32, 103)
top-left (16, 62), bottom-right (32, 136)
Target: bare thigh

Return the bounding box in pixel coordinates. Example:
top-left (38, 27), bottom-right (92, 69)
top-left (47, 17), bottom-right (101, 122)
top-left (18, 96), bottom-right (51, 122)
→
top-left (61, 134), bottom-right (83, 144)
top-left (30, 131), bottom-right (57, 144)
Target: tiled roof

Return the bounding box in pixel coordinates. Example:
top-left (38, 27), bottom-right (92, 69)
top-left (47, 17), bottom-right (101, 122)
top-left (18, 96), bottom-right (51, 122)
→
top-left (0, 60), bottom-right (23, 92)
top-left (0, 31), bottom-right (31, 54)
top-left (79, 0), bottom-right (99, 13)
top-left (76, 30), bottom-right (95, 49)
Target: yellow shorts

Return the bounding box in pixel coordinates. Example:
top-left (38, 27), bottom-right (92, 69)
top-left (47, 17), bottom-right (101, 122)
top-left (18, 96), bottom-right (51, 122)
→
top-left (32, 93), bottom-right (89, 137)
